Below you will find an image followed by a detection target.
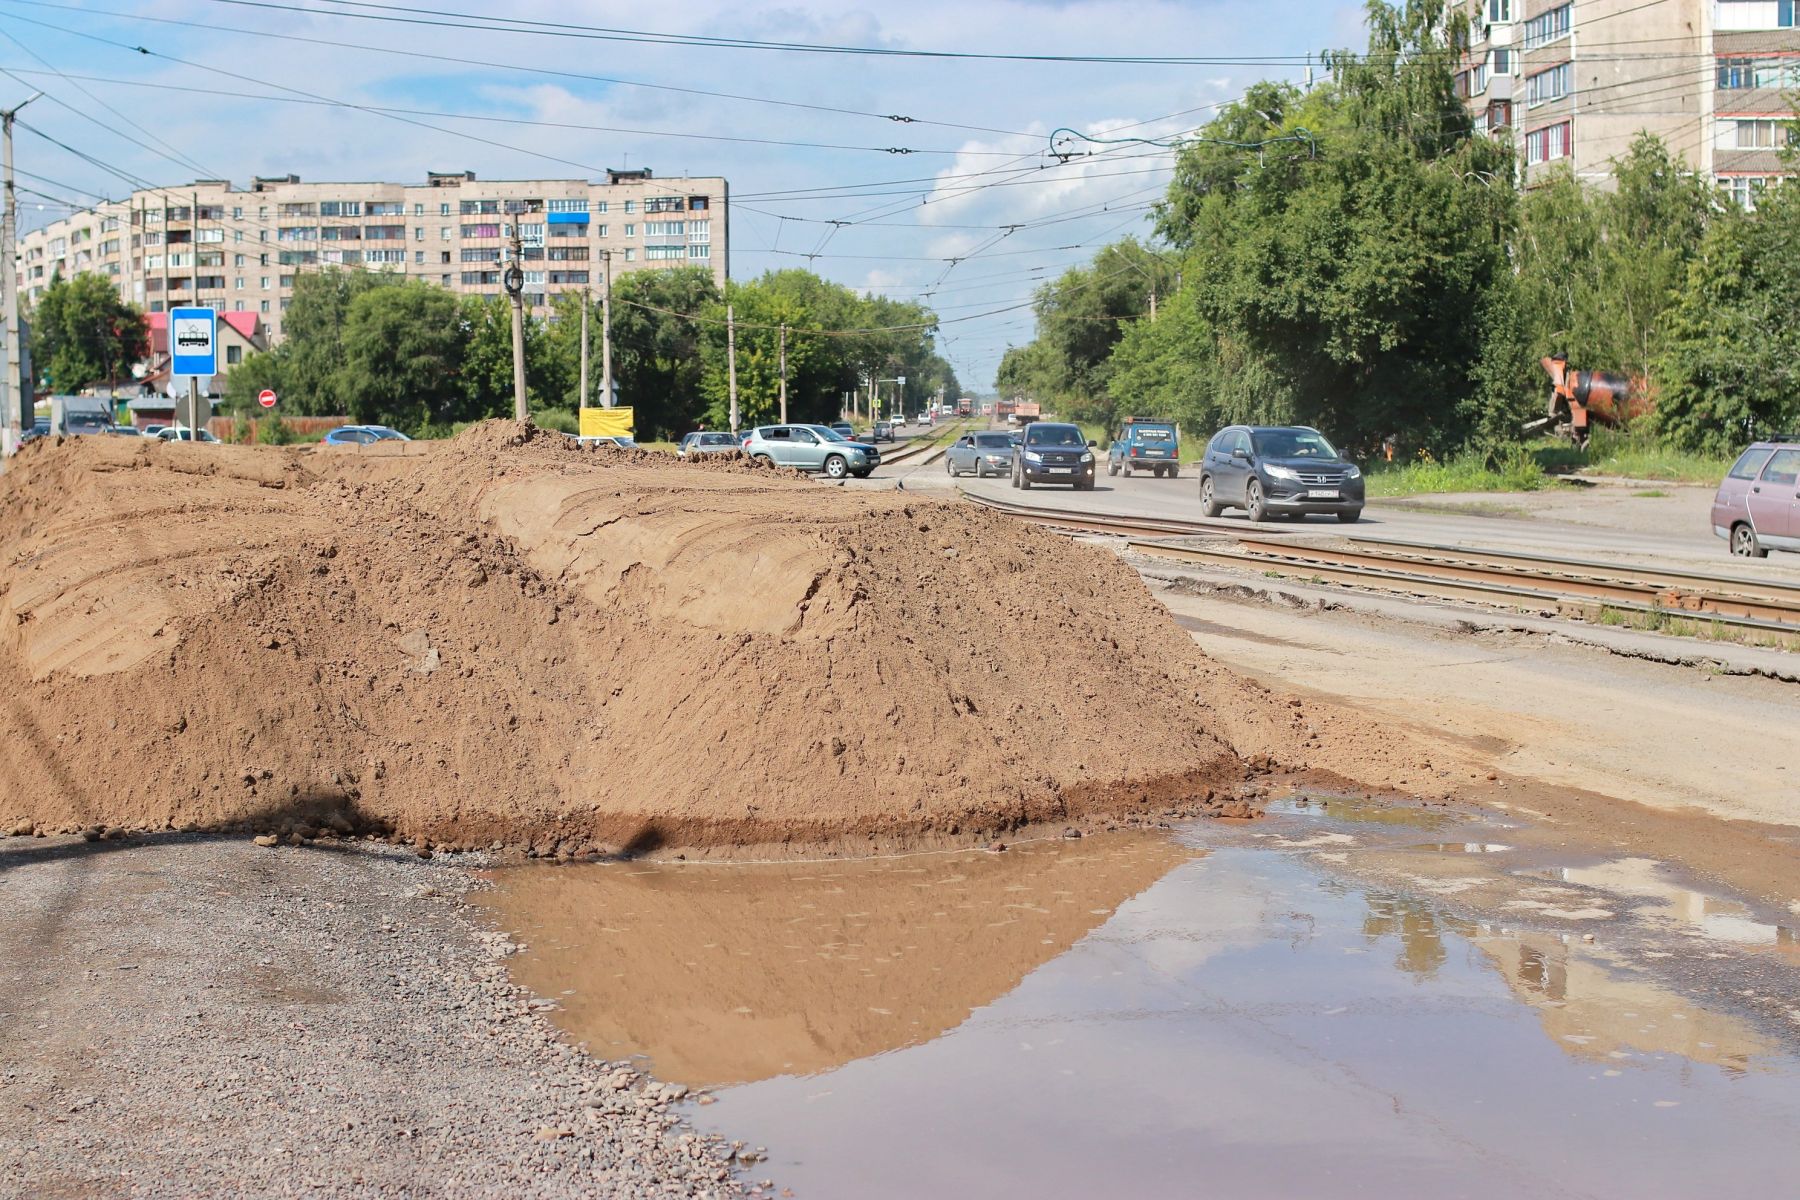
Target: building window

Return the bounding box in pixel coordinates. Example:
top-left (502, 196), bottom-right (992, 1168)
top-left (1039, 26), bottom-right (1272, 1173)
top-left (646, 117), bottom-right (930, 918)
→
top-left (623, 200), bottom-right (636, 214)
top-left (1717, 55), bottom-right (1800, 89)
top-left (688, 244), bottom-right (711, 260)
top-left (461, 247), bottom-right (503, 262)
top-left (441, 251), bottom-right (452, 263)
top-left (1492, 49), bottom-right (1515, 76)
top-left (1522, 3), bottom-right (1571, 49)
top-left (1525, 120), bottom-right (1572, 165)
top-left (596, 224), bottom-right (608, 237)
top-left (234, 277), bottom-right (245, 290)
top-left (1527, 62), bottom-right (1572, 107)
top-left (413, 227), bottom-right (425, 241)
top-left (644, 244), bottom-right (684, 260)
top-left (643, 220), bottom-right (685, 237)
top-left (688, 221), bottom-right (710, 244)
top-left (261, 299), bottom-right (271, 312)
top-left (644, 196), bottom-right (684, 213)
top-left (595, 201), bottom-right (608, 214)
top-left (1732, 118), bottom-right (1791, 148)
top-left (623, 224), bottom-right (635, 237)
top-left (1715, 0), bottom-right (1799, 31)
top-left (1486, 0), bottom-right (1512, 22)
top-left (623, 248), bottom-right (635, 262)
top-left (415, 250), bottom-right (425, 264)
top-left (1717, 175), bottom-right (1776, 209)
top-left (461, 223), bottom-right (501, 238)
top-left (226, 344), bottom-right (242, 366)
top-left (547, 198), bottom-right (588, 212)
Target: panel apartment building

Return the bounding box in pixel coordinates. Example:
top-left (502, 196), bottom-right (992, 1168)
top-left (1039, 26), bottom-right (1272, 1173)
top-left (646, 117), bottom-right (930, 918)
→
top-left (16, 168), bottom-right (728, 341)
top-left (1452, 0), bottom-right (1799, 203)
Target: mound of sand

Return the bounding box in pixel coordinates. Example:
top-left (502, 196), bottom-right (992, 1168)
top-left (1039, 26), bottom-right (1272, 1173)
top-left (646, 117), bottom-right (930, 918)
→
top-left (0, 423), bottom-right (1334, 850)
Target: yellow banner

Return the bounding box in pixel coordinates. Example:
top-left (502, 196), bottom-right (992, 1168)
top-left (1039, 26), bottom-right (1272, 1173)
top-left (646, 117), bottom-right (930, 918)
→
top-left (578, 406), bottom-right (635, 438)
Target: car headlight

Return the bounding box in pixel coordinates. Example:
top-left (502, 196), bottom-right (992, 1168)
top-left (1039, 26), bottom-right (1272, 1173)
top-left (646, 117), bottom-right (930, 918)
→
top-left (1024, 451), bottom-right (1043, 463)
top-left (1080, 451), bottom-right (1094, 463)
top-left (1344, 464), bottom-right (1362, 479)
top-left (1263, 464), bottom-right (1299, 481)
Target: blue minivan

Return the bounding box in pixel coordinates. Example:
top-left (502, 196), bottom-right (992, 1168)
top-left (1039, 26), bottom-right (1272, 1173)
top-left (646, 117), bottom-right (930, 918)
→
top-left (1107, 419), bottom-right (1181, 478)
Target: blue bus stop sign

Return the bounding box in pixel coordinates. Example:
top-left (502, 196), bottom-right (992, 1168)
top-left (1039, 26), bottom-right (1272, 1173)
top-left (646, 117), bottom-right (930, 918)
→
top-left (168, 307), bottom-right (218, 379)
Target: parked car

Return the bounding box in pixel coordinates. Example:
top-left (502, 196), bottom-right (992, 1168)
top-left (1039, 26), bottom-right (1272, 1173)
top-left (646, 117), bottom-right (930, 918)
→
top-left (1010, 421), bottom-right (1096, 490)
top-left (1107, 419), bottom-right (1180, 478)
top-left (157, 426), bottom-right (221, 443)
top-left (20, 419), bottom-right (50, 443)
top-left (829, 421), bottom-right (857, 440)
top-left (323, 424), bottom-right (412, 445)
top-left (946, 431), bottom-right (1016, 479)
top-left (1198, 425), bottom-right (1364, 523)
top-left (742, 424), bottom-right (880, 479)
top-left (678, 431), bottom-right (740, 457)
top-left (1712, 437), bottom-right (1800, 558)
top-left (140, 424), bottom-right (167, 439)
top-left (104, 425), bottom-right (143, 436)
top-left (871, 420), bottom-right (895, 443)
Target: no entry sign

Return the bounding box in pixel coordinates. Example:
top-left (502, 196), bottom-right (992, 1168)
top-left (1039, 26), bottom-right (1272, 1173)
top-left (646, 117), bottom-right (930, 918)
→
top-left (258, 389), bottom-right (277, 409)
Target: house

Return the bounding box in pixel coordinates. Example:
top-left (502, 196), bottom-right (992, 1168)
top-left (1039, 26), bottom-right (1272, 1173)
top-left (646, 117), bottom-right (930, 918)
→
top-left (135, 310), bottom-right (267, 398)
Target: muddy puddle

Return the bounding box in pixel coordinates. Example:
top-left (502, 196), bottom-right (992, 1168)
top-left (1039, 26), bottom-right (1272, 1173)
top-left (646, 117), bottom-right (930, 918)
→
top-left (480, 802), bottom-right (1800, 1199)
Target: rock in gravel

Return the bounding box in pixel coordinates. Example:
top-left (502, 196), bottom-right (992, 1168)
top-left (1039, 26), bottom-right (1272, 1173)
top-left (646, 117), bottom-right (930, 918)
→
top-left (252, 834), bottom-right (279, 848)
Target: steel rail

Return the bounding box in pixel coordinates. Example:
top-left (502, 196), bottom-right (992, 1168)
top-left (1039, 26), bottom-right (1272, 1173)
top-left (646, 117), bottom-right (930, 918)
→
top-left (958, 491), bottom-right (1800, 632)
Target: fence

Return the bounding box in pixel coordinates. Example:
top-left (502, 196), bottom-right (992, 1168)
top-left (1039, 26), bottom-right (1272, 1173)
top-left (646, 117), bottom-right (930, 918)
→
top-left (207, 415), bottom-right (351, 443)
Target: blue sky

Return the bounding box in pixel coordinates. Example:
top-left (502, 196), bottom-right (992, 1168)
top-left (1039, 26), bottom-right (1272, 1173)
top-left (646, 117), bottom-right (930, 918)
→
top-left (0, 0), bottom-right (1368, 388)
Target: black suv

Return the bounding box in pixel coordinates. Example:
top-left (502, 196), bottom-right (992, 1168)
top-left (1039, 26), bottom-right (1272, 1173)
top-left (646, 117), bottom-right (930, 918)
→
top-left (1198, 425), bottom-right (1364, 523)
top-left (1011, 421), bottom-right (1097, 490)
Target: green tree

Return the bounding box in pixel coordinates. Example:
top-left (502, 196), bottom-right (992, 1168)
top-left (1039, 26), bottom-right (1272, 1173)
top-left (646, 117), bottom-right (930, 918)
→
top-left (1652, 187), bottom-right (1800, 453)
top-left (280, 268), bottom-right (400, 414)
top-left (221, 350), bottom-right (285, 415)
top-left (27, 271), bottom-right (149, 393)
top-left (340, 281), bottom-right (465, 432)
top-left (458, 294), bottom-right (561, 423)
top-left (609, 266), bottom-right (717, 437)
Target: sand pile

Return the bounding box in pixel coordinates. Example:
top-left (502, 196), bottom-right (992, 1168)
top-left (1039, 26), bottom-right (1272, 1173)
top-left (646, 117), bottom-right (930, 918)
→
top-left (0, 423), bottom-right (1319, 850)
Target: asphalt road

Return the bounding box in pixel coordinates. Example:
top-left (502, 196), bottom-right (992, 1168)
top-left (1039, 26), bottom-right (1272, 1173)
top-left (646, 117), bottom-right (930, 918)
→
top-left (861, 438), bottom-right (1800, 580)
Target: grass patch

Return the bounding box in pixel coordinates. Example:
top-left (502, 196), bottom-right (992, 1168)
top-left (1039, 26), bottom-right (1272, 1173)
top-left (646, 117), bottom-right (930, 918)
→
top-left (1593, 605), bottom-right (1800, 651)
top-left (1534, 428), bottom-right (1732, 484)
top-left (1364, 447), bottom-right (1551, 498)
top-left (1631, 488), bottom-right (1669, 499)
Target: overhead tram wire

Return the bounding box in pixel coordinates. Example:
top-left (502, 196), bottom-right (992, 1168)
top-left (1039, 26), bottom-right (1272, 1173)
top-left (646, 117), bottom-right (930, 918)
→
top-left (0, 0), bottom-right (1040, 140)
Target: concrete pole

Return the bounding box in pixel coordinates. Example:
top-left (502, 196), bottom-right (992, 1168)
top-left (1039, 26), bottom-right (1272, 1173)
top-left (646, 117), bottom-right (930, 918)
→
top-left (507, 226), bottom-right (528, 422)
top-left (778, 323), bottom-right (787, 425)
top-left (578, 283), bottom-right (590, 411)
top-left (1, 94), bottom-right (41, 457)
top-left (600, 249), bottom-right (613, 408)
top-left (726, 303), bottom-right (738, 433)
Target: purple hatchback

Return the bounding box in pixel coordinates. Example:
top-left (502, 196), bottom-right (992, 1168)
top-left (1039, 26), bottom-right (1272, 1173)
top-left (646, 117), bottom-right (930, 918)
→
top-left (1712, 437), bottom-right (1800, 558)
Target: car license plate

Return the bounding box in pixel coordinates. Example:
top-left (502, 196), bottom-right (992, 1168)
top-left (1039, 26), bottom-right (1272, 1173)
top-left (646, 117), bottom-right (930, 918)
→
top-left (1307, 488), bottom-right (1339, 499)
top-left (1049, 467), bottom-right (1073, 474)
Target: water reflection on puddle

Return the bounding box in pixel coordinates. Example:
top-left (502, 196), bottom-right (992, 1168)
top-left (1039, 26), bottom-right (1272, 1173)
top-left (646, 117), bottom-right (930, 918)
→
top-left (481, 819), bottom-right (1800, 1199)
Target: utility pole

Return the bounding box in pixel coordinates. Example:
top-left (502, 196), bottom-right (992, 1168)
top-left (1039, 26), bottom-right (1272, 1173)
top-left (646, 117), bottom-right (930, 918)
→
top-left (777, 322), bottom-right (787, 424)
top-left (1, 91), bottom-right (40, 458)
top-left (578, 283), bottom-right (590, 411)
top-left (1149, 288), bottom-right (1157, 322)
top-left (599, 249), bottom-right (613, 408)
top-left (504, 224), bottom-right (528, 422)
top-left (726, 303), bottom-right (738, 433)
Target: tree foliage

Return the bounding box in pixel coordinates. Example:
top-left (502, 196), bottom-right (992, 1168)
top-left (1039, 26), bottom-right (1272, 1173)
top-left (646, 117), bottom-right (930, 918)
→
top-left (28, 271), bottom-right (150, 393)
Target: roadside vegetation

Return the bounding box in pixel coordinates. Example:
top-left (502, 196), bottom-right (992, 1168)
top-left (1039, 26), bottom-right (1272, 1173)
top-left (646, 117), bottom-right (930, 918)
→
top-left (997, 0), bottom-right (1800, 483)
top-left (205, 267), bottom-right (958, 442)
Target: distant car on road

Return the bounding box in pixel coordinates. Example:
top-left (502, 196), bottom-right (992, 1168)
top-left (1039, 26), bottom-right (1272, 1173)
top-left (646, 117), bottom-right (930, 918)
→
top-left (743, 424), bottom-right (880, 479)
top-left (946, 431), bottom-right (1016, 479)
top-left (1011, 422), bottom-right (1096, 490)
top-left (829, 421), bottom-right (857, 440)
top-left (140, 424), bottom-right (167, 439)
top-left (678, 431), bottom-right (740, 457)
top-left (1108, 419), bottom-right (1180, 478)
top-left (323, 424), bottom-right (412, 446)
top-left (157, 426), bottom-right (221, 444)
top-left (871, 420), bottom-right (895, 443)
top-left (1198, 425), bottom-right (1364, 523)
top-left (1712, 437), bottom-right (1800, 558)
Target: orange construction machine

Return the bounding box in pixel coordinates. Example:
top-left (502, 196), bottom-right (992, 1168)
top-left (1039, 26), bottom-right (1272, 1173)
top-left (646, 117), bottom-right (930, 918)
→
top-left (1528, 353), bottom-right (1649, 449)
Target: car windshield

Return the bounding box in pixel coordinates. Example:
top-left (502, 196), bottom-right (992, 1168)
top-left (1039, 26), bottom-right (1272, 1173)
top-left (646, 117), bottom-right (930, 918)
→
top-left (369, 427), bottom-right (408, 441)
top-left (809, 425), bottom-right (850, 442)
top-left (1253, 428), bottom-right (1338, 459)
top-left (1131, 426), bottom-right (1175, 441)
top-left (697, 433), bottom-right (734, 446)
top-left (1028, 425), bottom-right (1084, 447)
top-left (974, 434), bottom-right (1011, 448)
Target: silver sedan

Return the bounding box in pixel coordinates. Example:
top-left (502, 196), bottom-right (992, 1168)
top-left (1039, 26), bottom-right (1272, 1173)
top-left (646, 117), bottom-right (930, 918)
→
top-left (945, 431), bottom-right (1016, 478)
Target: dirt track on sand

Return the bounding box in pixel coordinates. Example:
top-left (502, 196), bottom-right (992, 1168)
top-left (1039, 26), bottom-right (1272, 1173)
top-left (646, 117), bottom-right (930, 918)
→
top-left (0, 424), bottom-right (1408, 851)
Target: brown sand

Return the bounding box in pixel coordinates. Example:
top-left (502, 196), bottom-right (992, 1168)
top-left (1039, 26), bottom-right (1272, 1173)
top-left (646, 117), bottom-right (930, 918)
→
top-left (0, 423), bottom-right (1393, 850)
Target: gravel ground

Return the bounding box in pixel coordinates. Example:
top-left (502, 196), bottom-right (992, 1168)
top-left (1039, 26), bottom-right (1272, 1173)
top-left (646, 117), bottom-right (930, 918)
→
top-left (0, 833), bottom-right (756, 1199)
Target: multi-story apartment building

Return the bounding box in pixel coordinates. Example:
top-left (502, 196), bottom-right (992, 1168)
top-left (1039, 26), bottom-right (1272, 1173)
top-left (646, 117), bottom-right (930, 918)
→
top-left (16, 169), bottom-right (728, 340)
top-left (1452, 0), bottom-right (1798, 204)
